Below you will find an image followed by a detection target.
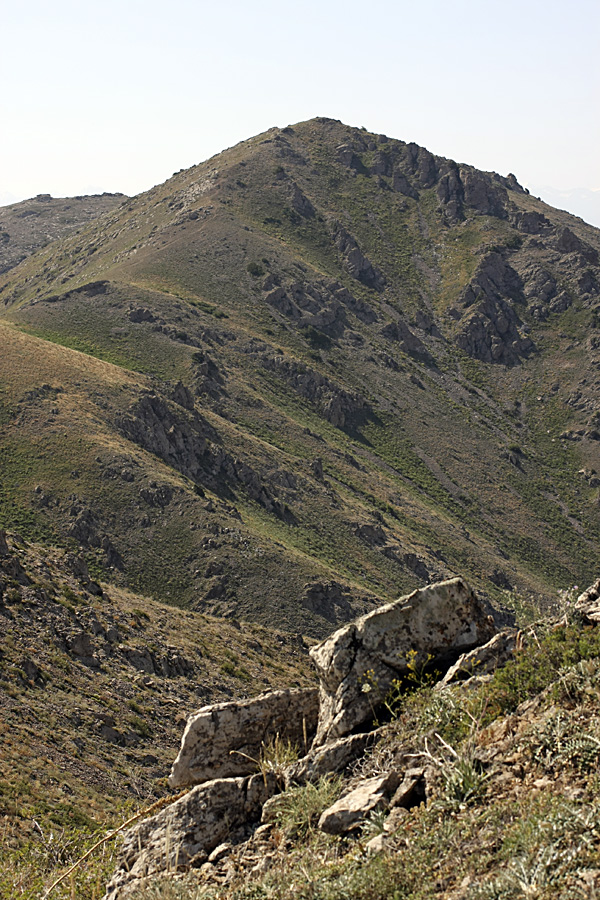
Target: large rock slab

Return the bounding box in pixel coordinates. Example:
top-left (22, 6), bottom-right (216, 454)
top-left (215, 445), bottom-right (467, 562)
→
top-left (104, 772), bottom-right (277, 899)
top-left (169, 688), bottom-right (319, 788)
top-left (310, 577), bottom-right (496, 744)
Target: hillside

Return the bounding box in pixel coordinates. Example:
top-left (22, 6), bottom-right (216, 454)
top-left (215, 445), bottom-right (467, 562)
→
top-left (0, 193), bottom-right (126, 275)
top-left (0, 117), bottom-right (599, 637)
top-left (0, 529), bottom-right (312, 898)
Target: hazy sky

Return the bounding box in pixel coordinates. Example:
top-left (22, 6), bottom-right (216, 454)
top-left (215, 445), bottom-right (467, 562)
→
top-left (2, 0), bottom-right (599, 224)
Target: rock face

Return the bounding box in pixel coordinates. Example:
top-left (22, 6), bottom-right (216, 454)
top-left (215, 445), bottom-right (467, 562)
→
top-left (333, 224), bottom-right (385, 291)
top-left (168, 688), bottom-right (319, 788)
top-left (310, 577), bottom-right (496, 745)
top-left (454, 252), bottom-right (532, 365)
top-left (104, 773), bottom-right (277, 899)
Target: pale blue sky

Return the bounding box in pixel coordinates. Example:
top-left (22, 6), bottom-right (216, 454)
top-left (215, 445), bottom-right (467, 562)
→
top-left (2, 0), bottom-right (599, 224)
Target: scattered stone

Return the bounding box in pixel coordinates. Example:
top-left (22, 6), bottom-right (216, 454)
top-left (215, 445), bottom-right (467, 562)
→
top-left (318, 771), bottom-right (399, 835)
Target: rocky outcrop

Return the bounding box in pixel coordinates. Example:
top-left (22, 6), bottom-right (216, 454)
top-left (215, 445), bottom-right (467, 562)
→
top-left (117, 393), bottom-right (213, 482)
top-left (284, 731), bottom-right (379, 787)
top-left (168, 689), bottom-right (319, 788)
top-left (310, 577), bottom-right (496, 745)
top-left (118, 390), bottom-right (290, 518)
top-left (438, 630), bottom-right (518, 686)
top-left (333, 224), bottom-right (385, 291)
top-left (573, 578), bottom-right (600, 623)
top-left (260, 354), bottom-right (369, 430)
top-left (263, 275), bottom-right (376, 333)
top-left (104, 773), bottom-right (277, 900)
top-left (289, 182), bottom-right (315, 218)
top-left (554, 227), bottom-right (599, 264)
top-left (300, 580), bottom-right (368, 624)
top-left (106, 574), bottom-right (600, 897)
top-left (454, 252), bottom-right (533, 364)
top-left (437, 165), bottom-right (507, 224)
top-left (380, 319), bottom-right (428, 358)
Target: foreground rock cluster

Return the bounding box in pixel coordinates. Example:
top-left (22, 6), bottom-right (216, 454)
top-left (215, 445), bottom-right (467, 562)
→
top-left (102, 576), bottom-right (600, 897)
top-left (104, 577), bottom-right (508, 898)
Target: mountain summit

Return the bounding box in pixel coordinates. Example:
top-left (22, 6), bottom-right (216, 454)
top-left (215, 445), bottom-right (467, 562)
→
top-left (0, 117), bottom-right (599, 633)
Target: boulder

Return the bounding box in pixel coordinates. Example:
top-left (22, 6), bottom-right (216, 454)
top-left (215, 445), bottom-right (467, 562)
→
top-left (317, 771), bottom-right (399, 835)
top-left (168, 688), bottom-right (319, 788)
top-left (104, 773), bottom-right (277, 899)
top-left (310, 577), bottom-right (496, 744)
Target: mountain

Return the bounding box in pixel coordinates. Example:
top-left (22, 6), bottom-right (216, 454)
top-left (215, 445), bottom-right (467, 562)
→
top-left (0, 117), bottom-right (599, 640)
top-left (0, 192), bottom-right (127, 275)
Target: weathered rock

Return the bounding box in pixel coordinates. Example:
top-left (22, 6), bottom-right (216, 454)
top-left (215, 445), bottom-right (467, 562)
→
top-left (461, 169), bottom-right (507, 218)
top-left (437, 165), bottom-right (464, 224)
top-left (168, 688), bottom-right (319, 788)
top-left (389, 767), bottom-right (427, 809)
top-left (301, 580), bottom-right (353, 623)
top-left (310, 577), bottom-right (496, 744)
top-left (574, 578), bottom-right (600, 623)
top-left (289, 182), bottom-right (315, 218)
top-left (104, 773), bottom-right (277, 899)
top-left (171, 381), bottom-right (195, 410)
top-left (455, 252), bottom-right (531, 365)
top-left (317, 771), bottom-right (399, 834)
top-left (284, 731), bottom-right (380, 787)
top-left (260, 354), bottom-right (368, 429)
top-left (438, 630), bottom-right (518, 686)
top-left (128, 306), bottom-right (156, 324)
top-left (392, 170), bottom-right (419, 199)
top-left (333, 224), bottom-right (385, 291)
top-left (403, 143), bottom-right (438, 188)
top-left (380, 319), bottom-right (427, 358)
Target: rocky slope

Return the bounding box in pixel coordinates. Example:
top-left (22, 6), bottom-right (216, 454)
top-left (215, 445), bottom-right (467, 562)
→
top-left (0, 192), bottom-right (126, 274)
top-left (0, 530), bottom-right (312, 898)
top-left (102, 577), bottom-right (600, 900)
top-left (0, 118), bottom-right (598, 638)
